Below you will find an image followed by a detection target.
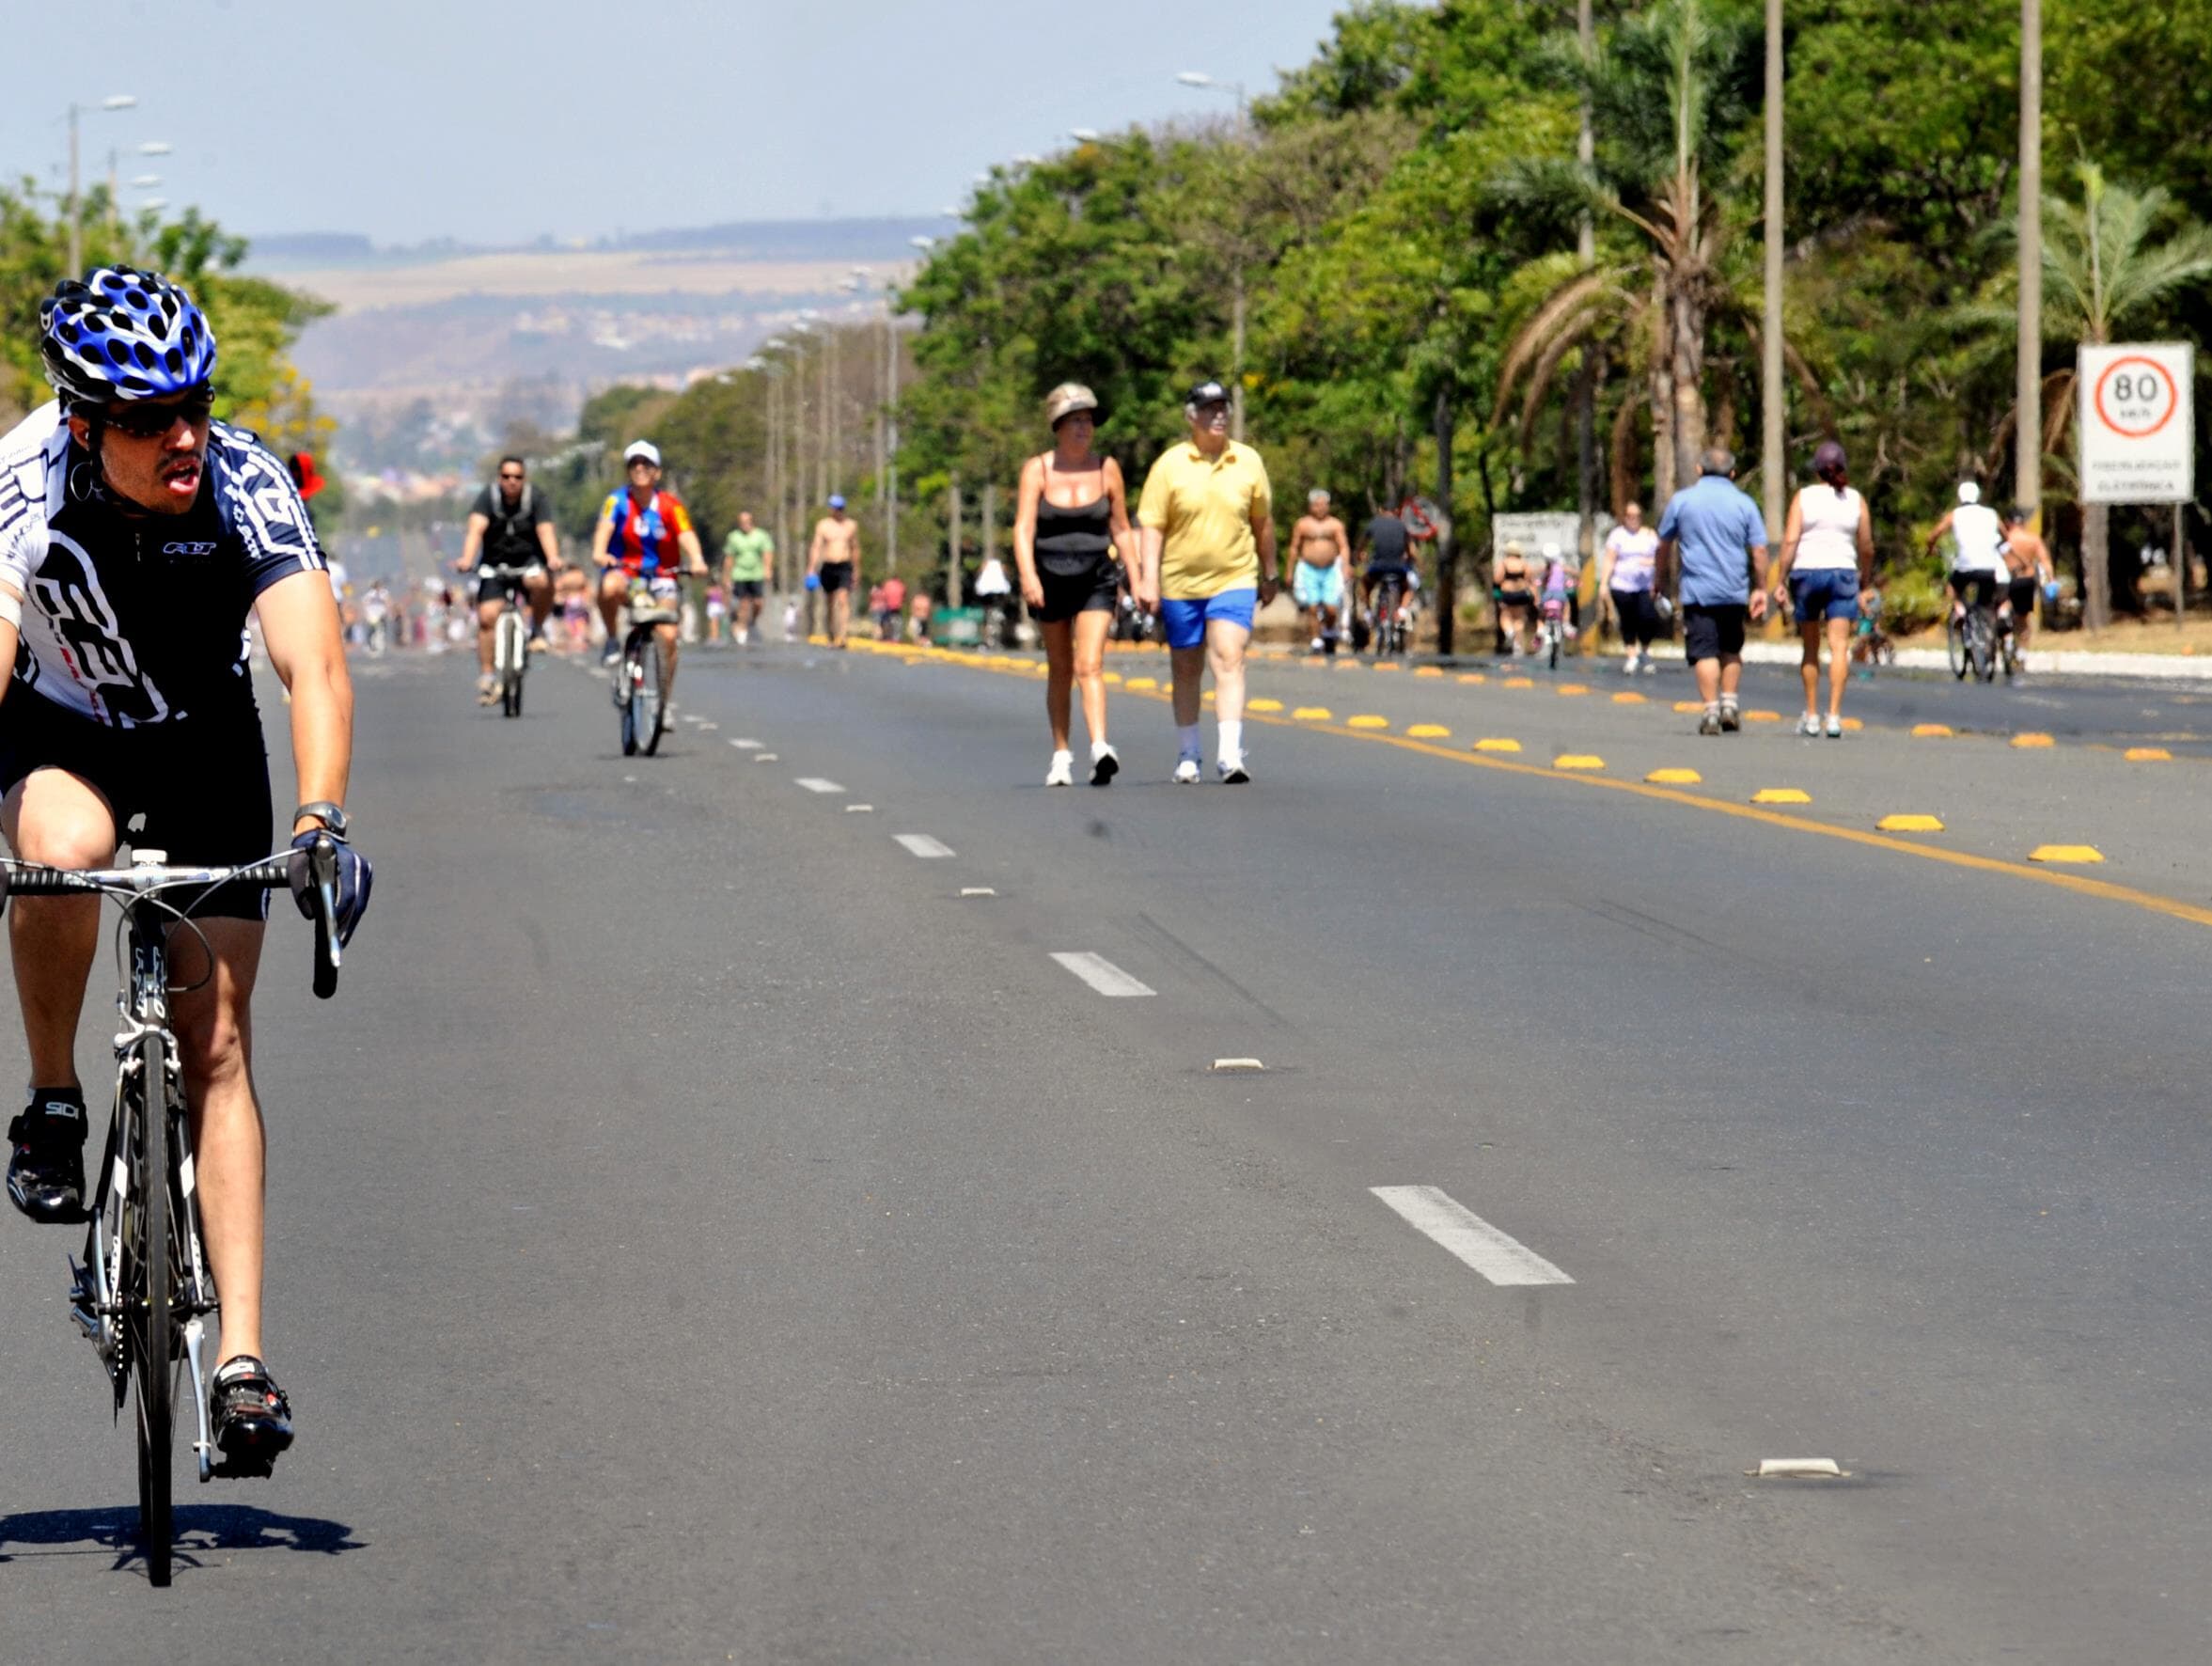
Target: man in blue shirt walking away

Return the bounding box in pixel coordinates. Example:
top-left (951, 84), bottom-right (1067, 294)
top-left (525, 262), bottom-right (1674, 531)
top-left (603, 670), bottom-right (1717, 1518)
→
top-left (1655, 448), bottom-right (1770, 735)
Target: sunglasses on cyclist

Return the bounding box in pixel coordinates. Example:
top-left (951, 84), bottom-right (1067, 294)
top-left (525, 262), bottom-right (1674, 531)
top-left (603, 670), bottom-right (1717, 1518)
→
top-left (101, 390), bottom-right (216, 439)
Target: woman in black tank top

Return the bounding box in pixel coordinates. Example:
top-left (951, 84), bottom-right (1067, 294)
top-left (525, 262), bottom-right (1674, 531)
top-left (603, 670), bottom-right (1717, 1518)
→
top-left (1013, 384), bottom-right (1136, 786)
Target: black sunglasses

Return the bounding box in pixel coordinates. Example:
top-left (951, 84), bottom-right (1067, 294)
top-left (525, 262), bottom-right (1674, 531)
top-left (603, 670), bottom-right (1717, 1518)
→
top-left (102, 390), bottom-right (215, 439)
top-left (499, 470), bottom-right (526, 480)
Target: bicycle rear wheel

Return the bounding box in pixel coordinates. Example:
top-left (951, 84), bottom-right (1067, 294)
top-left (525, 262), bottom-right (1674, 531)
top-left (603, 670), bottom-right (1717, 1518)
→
top-left (1947, 614), bottom-right (1969, 679)
top-left (1969, 612), bottom-right (1996, 682)
top-left (498, 610), bottom-right (527, 717)
top-left (131, 1033), bottom-right (174, 1587)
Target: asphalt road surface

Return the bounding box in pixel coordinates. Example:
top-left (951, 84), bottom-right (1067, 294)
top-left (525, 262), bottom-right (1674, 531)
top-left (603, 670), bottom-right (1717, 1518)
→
top-left (4, 637), bottom-right (2210, 1663)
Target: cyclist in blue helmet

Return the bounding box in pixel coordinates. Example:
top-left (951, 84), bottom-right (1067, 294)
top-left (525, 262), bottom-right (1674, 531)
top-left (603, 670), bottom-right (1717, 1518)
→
top-left (0, 265), bottom-right (372, 1476)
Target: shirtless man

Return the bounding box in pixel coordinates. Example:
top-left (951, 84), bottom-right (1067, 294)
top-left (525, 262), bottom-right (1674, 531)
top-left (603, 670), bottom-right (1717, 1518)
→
top-left (808, 493), bottom-right (862, 648)
top-left (1289, 489), bottom-right (1351, 654)
top-left (2000, 506), bottom-right (2057, 673)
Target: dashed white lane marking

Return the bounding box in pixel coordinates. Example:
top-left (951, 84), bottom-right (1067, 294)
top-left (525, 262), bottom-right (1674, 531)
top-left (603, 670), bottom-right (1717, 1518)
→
top-left (1370, 1186), bottom-right (1574, 1287)
top-left (795, 778), bottom-right (845, 794)
top-left (1049, 951), bottom-right (1155, 998)
top-left (730, 738), bottom-right (764, 749)
top-left (893, 833), bottom-right (955, 858)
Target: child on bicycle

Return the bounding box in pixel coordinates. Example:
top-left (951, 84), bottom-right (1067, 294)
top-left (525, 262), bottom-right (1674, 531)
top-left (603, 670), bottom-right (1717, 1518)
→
top-left (1539, 543), bottom-right (1577, 638)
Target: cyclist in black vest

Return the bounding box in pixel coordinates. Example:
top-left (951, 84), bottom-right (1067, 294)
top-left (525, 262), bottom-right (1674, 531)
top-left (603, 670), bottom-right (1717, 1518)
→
top-left (457, 456), bottom-right (558, 704)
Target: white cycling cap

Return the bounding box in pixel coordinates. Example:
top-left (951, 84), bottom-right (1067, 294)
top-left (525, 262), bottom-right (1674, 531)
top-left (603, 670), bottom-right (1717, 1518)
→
top-left (1957, 480), bottom-right (1980, 505)
top-left (624, 439), bottom-right (662, 466)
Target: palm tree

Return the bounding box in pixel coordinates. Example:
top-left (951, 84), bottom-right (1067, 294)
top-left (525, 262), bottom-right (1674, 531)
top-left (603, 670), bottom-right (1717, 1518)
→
top-left (1493, 0), bottom-right (1763, 504)
top-left (1971, 165), bottom-right (2212, 628)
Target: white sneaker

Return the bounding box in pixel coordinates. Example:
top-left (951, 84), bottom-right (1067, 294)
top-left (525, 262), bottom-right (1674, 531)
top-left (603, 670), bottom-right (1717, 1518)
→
top-left (1639, 652), bottom-right (1657, 674)
top-left (1623, 653), bottom-right (1639, 675)
top-left (1045, 750), bottom-right (1075, 787)
top-left (1825, 714), bottom-right (1843, 738)
top-left (1218, 753), bottom-right (1250, 784)
top-left (1310, 636), bottom-right (1325, 652)
top-left (1090, 743), bottom-right (1120, 786)
top-left (1172, 758), bottom-right (1201, 785)
top-left (1796, 712), bottom-right (1821, 736)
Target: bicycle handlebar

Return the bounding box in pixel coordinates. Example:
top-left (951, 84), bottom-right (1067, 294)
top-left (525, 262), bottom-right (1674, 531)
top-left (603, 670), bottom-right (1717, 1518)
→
top-left (0, 835), bottom-right (344, 999)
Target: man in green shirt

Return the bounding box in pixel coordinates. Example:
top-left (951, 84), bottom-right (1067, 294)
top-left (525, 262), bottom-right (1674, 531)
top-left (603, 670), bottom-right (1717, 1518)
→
top-left (721, 511), bottom-right (775, 646)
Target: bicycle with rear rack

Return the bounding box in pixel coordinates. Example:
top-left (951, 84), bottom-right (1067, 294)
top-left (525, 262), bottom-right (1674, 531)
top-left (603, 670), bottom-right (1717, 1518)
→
top-left (613, 580), bottom-right (681, 756)
top-left (0, 837), bottom-right (343, 1587)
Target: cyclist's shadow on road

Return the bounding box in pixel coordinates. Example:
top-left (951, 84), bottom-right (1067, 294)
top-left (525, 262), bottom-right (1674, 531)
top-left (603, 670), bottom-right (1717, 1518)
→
top-left (0, 1503), bottom-right (364, 1578)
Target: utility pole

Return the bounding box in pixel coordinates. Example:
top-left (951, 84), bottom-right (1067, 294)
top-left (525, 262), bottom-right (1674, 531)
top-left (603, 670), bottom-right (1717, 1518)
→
top-left (1576, 0), bottom-right (1598, 572)
top-left (1761, 0), bottom-right (1786, 543)
top-left (946, 479), bottom-right (964, 612)
top-left (2016, 0), bottom-right (2043, 522)
top-left (886, 317), bottom-right (901, 574)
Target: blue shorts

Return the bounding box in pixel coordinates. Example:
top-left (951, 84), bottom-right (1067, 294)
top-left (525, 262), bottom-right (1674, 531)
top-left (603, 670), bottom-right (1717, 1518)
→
top-left (1292, 562), bottom-right (1343, 610)
top-left (1790, 568), bottom-right (1860, 621)
top-left (1160, 588), bottom-right (1257, 650)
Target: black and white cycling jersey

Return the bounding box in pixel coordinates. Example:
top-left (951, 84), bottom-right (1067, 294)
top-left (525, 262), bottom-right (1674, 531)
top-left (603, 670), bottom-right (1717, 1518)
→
top-left (0, 401), bottom-right (324, 728)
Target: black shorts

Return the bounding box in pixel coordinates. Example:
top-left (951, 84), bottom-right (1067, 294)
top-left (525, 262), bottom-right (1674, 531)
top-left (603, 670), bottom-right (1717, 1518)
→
top-left (1950, 570), bottom-right (1999, 609)
top-left (1038, 559), bottom-right (1122, 624)
top-left (1682, 603), bottom-right (1748, 662)
top-left (1498, 589), bottom-right (1534, 609)
top-left (476, 566), bottom-right (543, 608)
top-left (819, 561), bottom-right (854, 595)
top-left (2006, 576), bottom-right (2038, 615)
top-left (0, 693), bottom-right (274, 920)
top-left (730, 579), bottom-right (765, 600)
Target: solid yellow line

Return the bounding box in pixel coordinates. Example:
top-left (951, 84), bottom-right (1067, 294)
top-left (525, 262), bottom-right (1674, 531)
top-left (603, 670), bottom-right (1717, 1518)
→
top-left (896, 649), bottom-right (2212, 933)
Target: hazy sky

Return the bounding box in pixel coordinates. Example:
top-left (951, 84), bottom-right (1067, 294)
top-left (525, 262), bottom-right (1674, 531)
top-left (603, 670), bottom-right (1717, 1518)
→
top-left (5, 0), bottom-right (1357, 246)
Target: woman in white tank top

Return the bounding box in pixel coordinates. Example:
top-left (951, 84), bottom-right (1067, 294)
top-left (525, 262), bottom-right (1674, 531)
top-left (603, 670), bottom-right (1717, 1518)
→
top-left (1767, 439), bottom-right (1874, 737)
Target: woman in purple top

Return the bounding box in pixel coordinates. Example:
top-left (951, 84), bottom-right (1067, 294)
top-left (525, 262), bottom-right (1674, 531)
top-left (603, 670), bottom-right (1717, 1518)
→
top-left (1598, 501), bottom-right (1661, 675)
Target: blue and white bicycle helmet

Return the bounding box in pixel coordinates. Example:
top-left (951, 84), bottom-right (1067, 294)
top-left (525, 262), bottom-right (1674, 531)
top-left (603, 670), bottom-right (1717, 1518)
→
top-left (39, 265), bottom-right (216, 407)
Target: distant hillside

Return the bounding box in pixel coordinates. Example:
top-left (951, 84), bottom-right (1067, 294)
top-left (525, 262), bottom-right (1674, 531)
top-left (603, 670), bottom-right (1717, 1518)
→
top-left (248, 216), bottom-right (947, 273)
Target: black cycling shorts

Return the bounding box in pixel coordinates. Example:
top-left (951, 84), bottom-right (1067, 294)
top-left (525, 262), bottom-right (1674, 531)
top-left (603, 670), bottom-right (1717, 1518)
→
top-left (1038, 558), bottom-right (1122, 624)
top-left (729, 579), bottom-right (765, 600)
top-left (1950, 571), bottom-right (1999, 610)
top-left (1498, 589), bottom-right (1534, 609)
top-left (1682, 603), bottom-right (1748, 662)
top-left (476, 565), bottom-right (543, 608)
top-left (0, 692), bottom-right (274, 920)
top-left (2006, 576), bottom-right (2038, 616)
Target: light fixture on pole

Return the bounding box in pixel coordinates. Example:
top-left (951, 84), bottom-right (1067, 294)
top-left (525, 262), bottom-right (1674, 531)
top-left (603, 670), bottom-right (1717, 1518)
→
top-left (65, 94), bottom-right (137, 275)
top-left (1070, 127), bottom-right (1100, 143)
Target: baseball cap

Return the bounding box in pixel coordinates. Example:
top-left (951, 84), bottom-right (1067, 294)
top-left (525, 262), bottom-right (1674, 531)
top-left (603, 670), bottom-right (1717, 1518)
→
top-left (1044, 383), bottom-right (1099, 427)
top-left (828, 493), bottom-right (847, 510)
top-left (623, 439), bottom-right (661, 466)
top-left (1184, 378), bottom-right (1230, 411)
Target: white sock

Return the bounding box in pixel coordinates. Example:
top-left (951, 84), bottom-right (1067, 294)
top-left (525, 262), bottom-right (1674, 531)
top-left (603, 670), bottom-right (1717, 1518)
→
top-left (1217, 719), bottom-right (1245, 758)
top-left (1090, 738), bottom-right (1112, 760)
top-left (1052, 747), bottom-right (1074, 762)
top-left (1177, 724), bottom-right (1201, 760)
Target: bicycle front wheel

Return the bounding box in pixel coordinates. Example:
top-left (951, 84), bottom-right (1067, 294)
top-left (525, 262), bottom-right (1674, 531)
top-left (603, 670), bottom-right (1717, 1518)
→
top-left (498, 611), bottom-right (527, 717)
top-left (639, 634), bottom-right (667, 756)
top-left (1969, 614), bottom-right (1996, 682)
top-left (1947, 614), bottom-right (1969, 679)
top-left (132, 1033), bottom-right (174, 1587)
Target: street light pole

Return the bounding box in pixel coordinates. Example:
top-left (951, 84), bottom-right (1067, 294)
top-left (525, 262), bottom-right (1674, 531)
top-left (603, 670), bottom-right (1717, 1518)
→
top-left (1175, 72), bottom-right (1252, 441)
top-left (65, 95), bottom-right (136, 275)
top-left (1761, 0), bottom-right (1786, 543)
top-left (2016, 0), bottom-right (2043, 521)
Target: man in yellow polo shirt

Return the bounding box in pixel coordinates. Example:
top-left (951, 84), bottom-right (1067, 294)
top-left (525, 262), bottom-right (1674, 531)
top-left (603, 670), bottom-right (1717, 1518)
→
top-left (1135, 378), bottom-right (1279, 783)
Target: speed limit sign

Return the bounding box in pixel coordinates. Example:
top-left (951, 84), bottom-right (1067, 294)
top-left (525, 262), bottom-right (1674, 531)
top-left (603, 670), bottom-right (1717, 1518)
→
top-left (2079, 342), bottom-right (2194, 504)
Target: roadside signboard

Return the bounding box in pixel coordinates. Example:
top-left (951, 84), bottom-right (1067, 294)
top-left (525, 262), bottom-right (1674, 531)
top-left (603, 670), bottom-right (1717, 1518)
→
top-left (1491, 511), bottom-right (1614, 571)
top-left (2079, 342), bottom-right (2195, 505)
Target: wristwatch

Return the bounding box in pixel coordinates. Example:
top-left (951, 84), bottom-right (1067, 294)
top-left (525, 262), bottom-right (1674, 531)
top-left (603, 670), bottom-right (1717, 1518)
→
top-left (292, 801), bottom-right (350, 837)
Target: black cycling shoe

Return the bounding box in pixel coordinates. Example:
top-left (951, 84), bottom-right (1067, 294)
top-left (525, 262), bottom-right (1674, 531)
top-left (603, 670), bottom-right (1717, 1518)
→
top-left (211, 1356), bottom-right (295, 1477)
top-left (7, 1090), bottom-right (88, 1223)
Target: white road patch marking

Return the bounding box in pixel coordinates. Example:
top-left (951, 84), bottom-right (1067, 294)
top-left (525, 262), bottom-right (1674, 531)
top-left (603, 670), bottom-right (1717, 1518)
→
top-left (894, 834), bottom-right (955, 858)
top-left (752, 753), bottom-right (780, 762)
top-left (1369, 1186), bottom-right (1574, 1287)
top-left (960, 887), bottom-right (996, 897)
top-left (1211, 1058), bottom-right (1265, 1072)
top-left (844, 804), bottom-right (874, 812)
top-left (699, 722), bottom-right (718, 731)
top-left (795, 778), bottom-right (845, 794)
top-left (730, 738), bottom-right (764, 749)
top-left (1050, 951), bottom-right (1155, 998)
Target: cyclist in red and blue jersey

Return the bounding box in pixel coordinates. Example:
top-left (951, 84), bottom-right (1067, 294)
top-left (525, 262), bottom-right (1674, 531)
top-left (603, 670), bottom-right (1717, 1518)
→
top-left (590, 439), bottom-right (707, 694)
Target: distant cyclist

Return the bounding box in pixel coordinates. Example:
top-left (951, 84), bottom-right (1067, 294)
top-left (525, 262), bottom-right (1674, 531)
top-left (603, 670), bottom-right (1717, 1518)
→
top-left (721, 510), bottom-right (773, 647)
top-left (1597, 501), bottom-right (1661, 674)
top-left (1290, 489), bottom-right (1350, 654)
top-left (2000, 507), bottom-right (2057, 674)
top-left (1768, 439), bottom-right (1874, 737)
top-left (1926, 480), bottom-right (2004, 622)
top-left (590, 440), bottom-right (707, 698)
top-left (1358, 503), bottom-right (1415, 653)
top-left (3, 266), bottom-right (373, 1473)
top-left (458, 454), bottom-right (557, 704)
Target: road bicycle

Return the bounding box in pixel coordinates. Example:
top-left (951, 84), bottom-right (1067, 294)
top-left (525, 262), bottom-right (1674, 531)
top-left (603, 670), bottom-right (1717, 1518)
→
top-left (1366, 571), bottom-right (1410, 657)
top-left (614, 581), bottom-right (680, 756)
top-left (478, 565), bottom-right (538, 717)
top-left (0, 837), bottom-right (343, 1587)
top-left (1537, 598), bottom-right (1573, 670)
